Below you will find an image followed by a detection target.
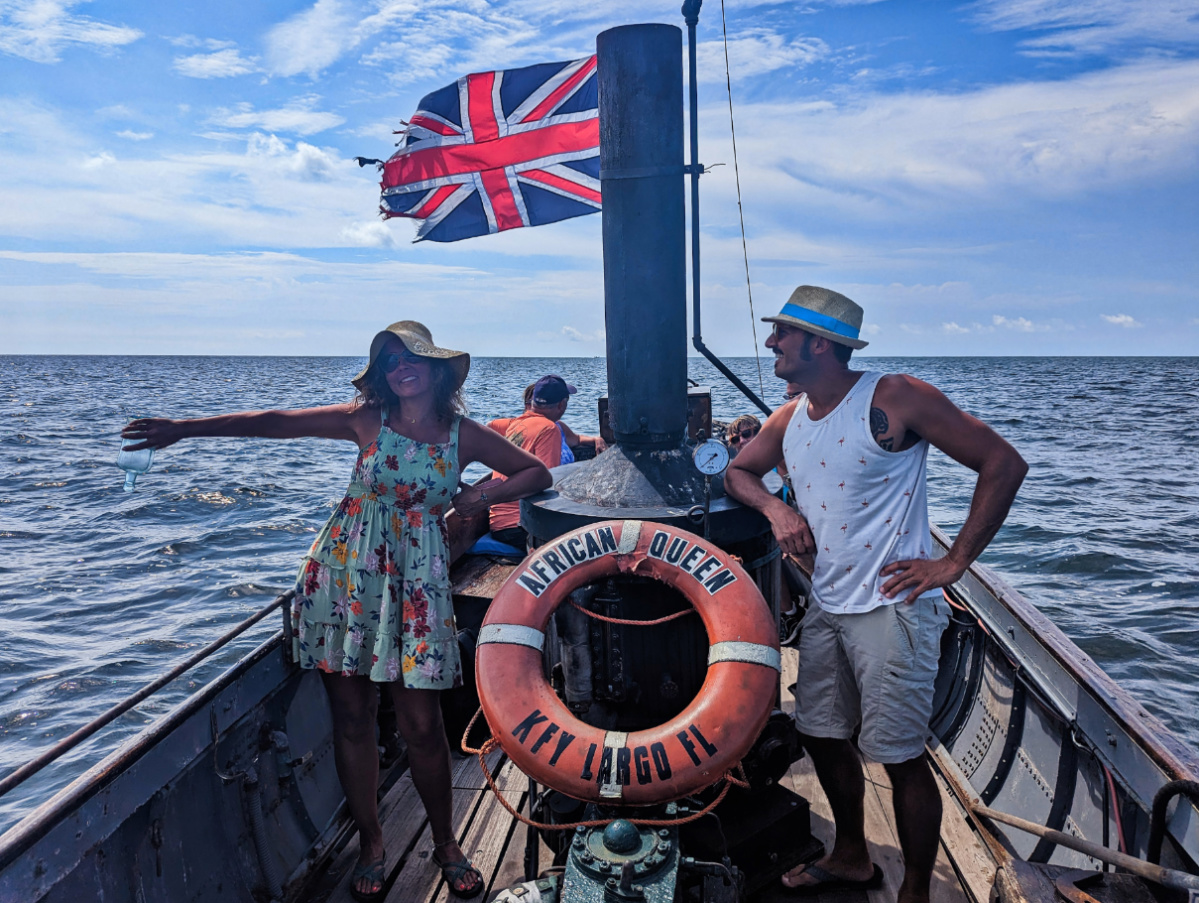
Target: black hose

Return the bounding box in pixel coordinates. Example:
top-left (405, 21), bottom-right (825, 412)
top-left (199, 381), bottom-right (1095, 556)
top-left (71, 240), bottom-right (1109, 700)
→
top-left (1147, 780), bottom-right (1199, 867)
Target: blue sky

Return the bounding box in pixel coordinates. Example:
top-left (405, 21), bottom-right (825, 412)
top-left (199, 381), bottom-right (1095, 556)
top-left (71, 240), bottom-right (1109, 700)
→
top-left (2, 0), bottom-right (1197, 356)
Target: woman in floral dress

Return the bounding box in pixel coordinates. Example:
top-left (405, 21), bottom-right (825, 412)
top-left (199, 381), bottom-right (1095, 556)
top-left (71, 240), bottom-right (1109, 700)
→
top-left (122, 321), bottom-right (551, 901)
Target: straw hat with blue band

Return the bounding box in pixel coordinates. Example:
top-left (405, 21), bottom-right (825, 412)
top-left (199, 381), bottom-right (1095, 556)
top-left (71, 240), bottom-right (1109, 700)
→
top-left (761, 285), bottom-right (869, 350)
top-left (351, 321), bottom-right (471, 391)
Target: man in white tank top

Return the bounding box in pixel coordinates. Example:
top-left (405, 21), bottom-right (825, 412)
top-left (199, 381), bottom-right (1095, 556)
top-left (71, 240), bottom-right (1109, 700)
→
top-left (726, 286), bottom-right (1027, 903)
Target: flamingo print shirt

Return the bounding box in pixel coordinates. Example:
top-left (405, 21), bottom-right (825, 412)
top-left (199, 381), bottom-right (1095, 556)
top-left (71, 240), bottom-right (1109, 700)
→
top-left (781, 371), bottom-right (937, 614)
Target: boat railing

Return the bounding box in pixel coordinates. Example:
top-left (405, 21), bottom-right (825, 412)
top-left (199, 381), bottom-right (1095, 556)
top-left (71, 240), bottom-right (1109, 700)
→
top-left (0, 593), bottom-right (292, 800)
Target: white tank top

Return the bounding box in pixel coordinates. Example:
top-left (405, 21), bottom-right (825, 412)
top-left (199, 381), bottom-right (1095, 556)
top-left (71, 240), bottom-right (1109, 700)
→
top-left (781, 371), bottom-right (936, 614)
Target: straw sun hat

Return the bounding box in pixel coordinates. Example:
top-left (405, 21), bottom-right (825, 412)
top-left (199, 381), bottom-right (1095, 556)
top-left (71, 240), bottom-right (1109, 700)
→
top-left (761, 285), bottom-right (869, 350)
top-left (352, 321), bottom-right (471, 391)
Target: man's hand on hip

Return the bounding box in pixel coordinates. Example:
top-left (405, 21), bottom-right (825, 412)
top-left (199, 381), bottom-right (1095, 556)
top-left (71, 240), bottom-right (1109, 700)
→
top-left (879, 557), bottom-right (965, 604)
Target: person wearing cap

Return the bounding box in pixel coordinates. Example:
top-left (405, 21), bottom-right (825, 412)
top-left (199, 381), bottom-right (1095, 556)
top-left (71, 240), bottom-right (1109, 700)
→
top-left (489, 380), bottom-right (606, 462)
top-left (488, 374), bottom-right (602, 549)
top-left (725, 286), bottom-right (1027, 902)
top-left (121, 321), bottom-right (551, 902)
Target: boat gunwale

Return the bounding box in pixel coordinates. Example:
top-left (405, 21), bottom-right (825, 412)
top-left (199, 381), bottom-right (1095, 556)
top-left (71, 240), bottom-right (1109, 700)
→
top-left (934, 525), bottom-right (1199, 783)
top-left (0, 627), bottom-right (289, 871)
top-left (932, 525), bottom-right (1199, 861)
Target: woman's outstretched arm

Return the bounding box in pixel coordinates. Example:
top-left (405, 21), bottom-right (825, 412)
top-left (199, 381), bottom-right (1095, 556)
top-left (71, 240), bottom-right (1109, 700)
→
top-left (121, 403), bottom-right (374, 450)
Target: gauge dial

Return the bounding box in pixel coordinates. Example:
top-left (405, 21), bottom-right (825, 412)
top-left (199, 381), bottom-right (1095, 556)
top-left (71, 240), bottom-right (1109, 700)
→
top-left (692, 439), bottom-right (730, 476)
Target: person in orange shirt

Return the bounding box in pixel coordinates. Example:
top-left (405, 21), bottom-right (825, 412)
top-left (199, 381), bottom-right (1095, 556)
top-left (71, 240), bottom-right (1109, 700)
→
top-left (488, 375), bottom-right (576, 550)
top-left (488, 383), bottom-right (536, 437)
top-left (489, 381), bottom-right (605, 461)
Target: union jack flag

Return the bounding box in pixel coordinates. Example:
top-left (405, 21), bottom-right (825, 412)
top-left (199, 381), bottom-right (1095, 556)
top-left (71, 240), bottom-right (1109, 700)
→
top-left (380, 56), bottom-right (600, 243)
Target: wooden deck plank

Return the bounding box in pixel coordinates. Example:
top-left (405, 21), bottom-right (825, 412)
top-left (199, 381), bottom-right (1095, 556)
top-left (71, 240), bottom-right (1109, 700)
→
top-left (378, 775), bottom-right (434, 868)
top-left (327, 760), bottom-right (528, 903)
top-left (325, 774), bottom-right (430, 903)
top-left (779, 648), bottom-right (968, 903)
top-left (861, 760), bottom-right (905, 903)
top-left (385, 783), bottom-right (491, 903)
top-left (862, 760), bottom-right (968, 903)
top-left (430, 789), bottom-right (525, 903)
top-left (486, 827), bottom-right (560, 898)
top-left (932, 771), bottom-right (997, 903)
top-left (451, 748), bottom-right (510, 791)
top-left (324, 770), bottom-right (427, 903)
top-left (451, 557), bottom-right (520, 600)
top-left (491, 756), bottom-right (528, 793)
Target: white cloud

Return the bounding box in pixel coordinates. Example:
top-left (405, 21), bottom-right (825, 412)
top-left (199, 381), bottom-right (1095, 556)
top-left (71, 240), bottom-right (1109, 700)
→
top-left (174, 48), bottom-right (257, 79)
top-left (167, 34), bottom-right (236, 50)
top-left (560, 325), bottom-right (605, 342)
top-left (969, 0), bottom-right (1199, 58)
top-left (1101, 313), bottom-right (1142, 327)
top-left (360, 37), bottom-right (460, 85)
top-left (0, 249), bottom-right (603, 355)
top-left (115, 130), bottom-right (153, 141)
top-left (81, 151), bottom-right (115, 169)
top-left (246, 133), bottom-right (340, 181)
top-left (725, 57), bottom-right (1199, 214)
top-left (341, 221), bottom-right (396, 248)
top-left (992, 314), bottom-right (1042, 331)
top-left (696, 29), bottom-right (829, 83)
top-left (96, 104), bottom-right (136, 119)
top-left (211, 97), bottom-right (344, 135)
top-left (0, 0), bottom-right (141, 63)
top-left (940, 320), bottom-right (1000, 334)
top-left (358, 3), bottom-right (542, 86)
top-left (264, 0), bottom-right (360, 78)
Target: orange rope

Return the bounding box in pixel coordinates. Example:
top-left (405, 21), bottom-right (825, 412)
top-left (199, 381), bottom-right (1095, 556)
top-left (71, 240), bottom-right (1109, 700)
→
top-left (461, 707), bottom-right (749, 831)
top-left (941, 588), bottom-right (969, 612)
top-left (568, 600), bottom-right (695, 627)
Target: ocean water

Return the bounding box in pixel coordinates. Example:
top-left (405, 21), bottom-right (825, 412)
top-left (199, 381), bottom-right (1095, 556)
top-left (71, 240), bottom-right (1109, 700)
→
top-left (1, 354), bottom-right (1197, 834)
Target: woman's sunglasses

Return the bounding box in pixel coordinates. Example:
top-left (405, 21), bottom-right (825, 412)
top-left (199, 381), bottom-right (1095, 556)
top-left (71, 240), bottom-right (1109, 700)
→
top-left (379, 348), bottom-right (423, 373)
top-left (728, 427), bottom-right (759, 444)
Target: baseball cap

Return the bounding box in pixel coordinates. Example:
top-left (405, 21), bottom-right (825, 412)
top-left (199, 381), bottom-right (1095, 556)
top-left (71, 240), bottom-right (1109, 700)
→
top-left (531, 375), bottom-right (577, 405)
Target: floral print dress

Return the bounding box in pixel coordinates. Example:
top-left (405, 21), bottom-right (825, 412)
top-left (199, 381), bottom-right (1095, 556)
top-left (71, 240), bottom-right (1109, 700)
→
top-left (290, 410), bottom-right (463, 689)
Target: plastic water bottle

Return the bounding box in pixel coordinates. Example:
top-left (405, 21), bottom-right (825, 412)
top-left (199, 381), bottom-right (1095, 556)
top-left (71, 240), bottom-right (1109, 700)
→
top-left (117, 444), bottom-right (154, 491)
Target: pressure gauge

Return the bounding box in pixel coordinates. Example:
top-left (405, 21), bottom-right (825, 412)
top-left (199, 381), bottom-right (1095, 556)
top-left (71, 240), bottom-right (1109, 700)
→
top-left (692, 439), bottom-right (729, 476)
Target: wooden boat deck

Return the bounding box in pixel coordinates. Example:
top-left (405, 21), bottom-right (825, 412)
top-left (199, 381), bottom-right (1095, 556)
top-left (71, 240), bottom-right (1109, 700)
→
top-left (319, 648), bottom-right (991, 903)
top-left (759, 648), bottom-right (986, 903)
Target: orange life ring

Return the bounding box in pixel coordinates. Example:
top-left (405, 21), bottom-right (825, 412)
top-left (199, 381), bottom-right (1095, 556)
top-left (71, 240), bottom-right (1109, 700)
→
top-left (476, 519), bottom-right (779, 805)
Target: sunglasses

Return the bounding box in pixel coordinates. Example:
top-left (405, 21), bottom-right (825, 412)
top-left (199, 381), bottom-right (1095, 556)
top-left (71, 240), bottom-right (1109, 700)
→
top-left (379, 348), bottom-right (423, 373)
top-left (771, 323), bottom-right (803, 341)
top-left (783, 390), bottom-right (802, 401)
top-left (728, 427), bottom-right (759, 444)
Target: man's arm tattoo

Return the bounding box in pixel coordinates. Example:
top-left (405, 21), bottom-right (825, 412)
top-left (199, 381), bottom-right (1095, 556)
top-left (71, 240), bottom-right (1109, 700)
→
top-left (870, 407), bottom-right (894, 451)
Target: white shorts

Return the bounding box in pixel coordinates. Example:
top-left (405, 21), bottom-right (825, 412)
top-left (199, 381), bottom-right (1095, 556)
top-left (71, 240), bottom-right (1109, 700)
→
top-left (794, 595), bottom-right (948, 764)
